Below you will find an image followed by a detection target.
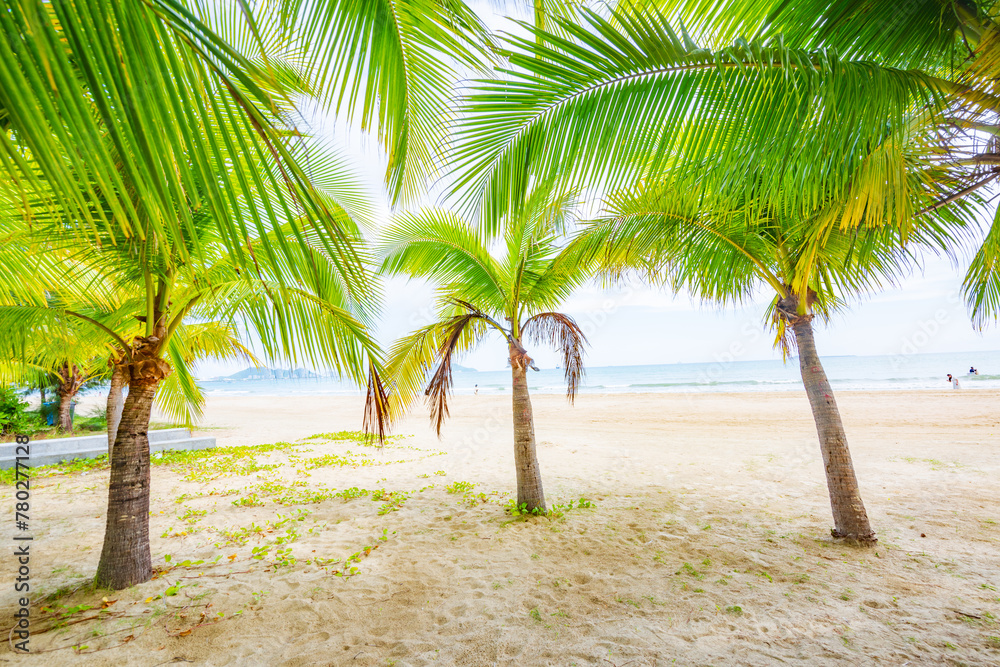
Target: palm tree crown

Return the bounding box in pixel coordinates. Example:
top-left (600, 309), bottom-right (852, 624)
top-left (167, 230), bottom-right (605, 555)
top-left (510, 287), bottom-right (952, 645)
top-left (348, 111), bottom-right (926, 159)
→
top-left (379, 188), bottom-right (590, 511)
top-left (449, 2), bottom-right (1000, 325)
top-left (380, 190), bottom-right (588, 423)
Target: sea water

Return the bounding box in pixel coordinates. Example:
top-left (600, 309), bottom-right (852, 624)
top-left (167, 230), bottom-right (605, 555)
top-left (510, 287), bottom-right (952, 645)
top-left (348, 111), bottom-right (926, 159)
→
top-left (198, 350), bottom-right (1000, 397)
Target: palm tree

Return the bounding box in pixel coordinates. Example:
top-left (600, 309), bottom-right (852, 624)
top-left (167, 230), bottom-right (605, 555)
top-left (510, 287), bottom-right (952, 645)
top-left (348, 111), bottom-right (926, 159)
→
top-left (379, 190), bottom-right (589, 512)
top-left (0, 0), bottom-right (391, 590)
top-left (61, 216), bottom-right (384, 590)
top-left (566, 165), bottom-right (975, 543)
top-left (0, 248), bottom-right (258, 444)
top-left (16, 332), bottom-right (103, 433)
top-left (448, 2), bottom-right (1000, 324)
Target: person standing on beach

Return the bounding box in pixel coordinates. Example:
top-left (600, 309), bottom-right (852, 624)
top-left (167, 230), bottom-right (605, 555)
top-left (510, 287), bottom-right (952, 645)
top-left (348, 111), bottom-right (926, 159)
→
top-left (947, 374), bottom-right (961, 389)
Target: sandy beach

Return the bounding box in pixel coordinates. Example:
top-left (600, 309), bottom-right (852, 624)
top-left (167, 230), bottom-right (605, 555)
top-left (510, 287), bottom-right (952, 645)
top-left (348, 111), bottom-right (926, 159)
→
top-left (1, 388), bottom-right (998, 665)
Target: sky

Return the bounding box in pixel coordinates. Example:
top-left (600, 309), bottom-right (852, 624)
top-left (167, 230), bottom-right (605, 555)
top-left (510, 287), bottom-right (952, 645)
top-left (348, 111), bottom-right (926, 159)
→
top-left (193, 2), bottom-right (1000, 378)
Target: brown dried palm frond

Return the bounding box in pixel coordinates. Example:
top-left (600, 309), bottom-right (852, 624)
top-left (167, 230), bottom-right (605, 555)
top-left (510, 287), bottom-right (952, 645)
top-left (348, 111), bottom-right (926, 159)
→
top-left (363, 361), bottom-right (391, 445)
top-left (521, 311), bottom-right (587, 402)
top-left (425, 310), bottom-right (488, 435)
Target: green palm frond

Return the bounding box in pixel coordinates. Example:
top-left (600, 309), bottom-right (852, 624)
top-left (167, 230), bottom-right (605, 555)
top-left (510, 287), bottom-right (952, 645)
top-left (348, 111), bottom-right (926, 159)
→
top-left (646, 0), bottom-right (984, 67)
top-left (963, 211), bottom-right (1000, 327)
top-left (568, 137), bottom-right (978, 350)
top-left (0, 0), bottom-right (370, 292)
top-left (380, 209), bottom-right (510, 312)
top-left (450, 5), bottom-right (938, 231)
top-left (379, 184), bottom-right (592, 427)
top-left (576, 183), bottom-right (779, 302)
top-left (278, 0), bottom-right (496, 203)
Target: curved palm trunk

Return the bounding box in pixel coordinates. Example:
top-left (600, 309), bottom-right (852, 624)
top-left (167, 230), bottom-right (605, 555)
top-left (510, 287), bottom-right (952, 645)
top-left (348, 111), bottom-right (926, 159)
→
top-left (510, 343), bottom-right (546, 513)
top-left (95, 339), bottom-right (171, 590)
top-left (106, 365), bottom-right (127, 454)
top-left (791, 315), bottom-right (876, 545)
top-left (56, 363), bottom-right (82, 432)
top-left (56, 389), bottom-right (75, 431)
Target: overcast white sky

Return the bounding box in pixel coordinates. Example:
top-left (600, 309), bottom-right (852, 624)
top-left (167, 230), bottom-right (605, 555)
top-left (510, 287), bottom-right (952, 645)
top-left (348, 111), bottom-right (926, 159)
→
top-left (195, 2), bottom-right (1000, 378)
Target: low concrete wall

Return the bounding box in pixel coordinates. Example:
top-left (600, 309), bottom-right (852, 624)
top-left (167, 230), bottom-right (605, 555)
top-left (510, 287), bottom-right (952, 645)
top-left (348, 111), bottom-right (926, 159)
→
top-left (0, 429), bottom-right (216, 469)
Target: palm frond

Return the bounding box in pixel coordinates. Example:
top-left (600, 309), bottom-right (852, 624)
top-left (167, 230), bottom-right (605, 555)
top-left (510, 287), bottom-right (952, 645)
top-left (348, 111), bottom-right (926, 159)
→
top-left (450, 4), bottom-right (938, 231)
top-left (647, 0), bottom-right (982, 68)
top-left (425, 311), bottom-right (490, 435)
top-left (280, 0), bottom-right (496, 202)
top-left (521, 311), bottom-right (587, 400)
top-left (964, 211), bottom-right (1000, 326)
top-left (364, 361), bottom-right (391, 444)
top-left (379, 208), bottom-right (509, 312)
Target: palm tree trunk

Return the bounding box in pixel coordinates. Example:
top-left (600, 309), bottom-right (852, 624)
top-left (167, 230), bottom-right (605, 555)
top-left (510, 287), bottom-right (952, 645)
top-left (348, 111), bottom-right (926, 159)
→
top-left (106, 365), bottom-right (127, 455)
top-left (510, 345), bottom-right (546, 513)
top-left (94, 377), bottom-right (158, 589)
top-left (56, 364), bottom-right (79, 432)
top-left (95, 337), bottom-right (172, 590)
top-left (56, 389), bottom-right (74, 431)
top-left (791, 315), bottom-right (876, 545)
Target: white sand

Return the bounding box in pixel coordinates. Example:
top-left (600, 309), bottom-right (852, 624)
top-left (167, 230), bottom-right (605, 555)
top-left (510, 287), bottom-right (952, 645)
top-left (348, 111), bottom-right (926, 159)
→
top-left (1, 389), bottom-right (999, 665)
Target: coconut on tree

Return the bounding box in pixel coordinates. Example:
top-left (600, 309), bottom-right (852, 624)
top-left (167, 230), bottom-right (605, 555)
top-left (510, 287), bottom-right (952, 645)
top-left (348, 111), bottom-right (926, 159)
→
top-left (379, 189), bottom-right (589, 513)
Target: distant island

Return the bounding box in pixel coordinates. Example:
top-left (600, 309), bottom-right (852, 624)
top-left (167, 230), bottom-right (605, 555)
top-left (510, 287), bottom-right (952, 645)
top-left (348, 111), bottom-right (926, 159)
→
top-left (214, 367), bottom-right (323, 381)
top-left (214, 364), bottom-right (478, 381)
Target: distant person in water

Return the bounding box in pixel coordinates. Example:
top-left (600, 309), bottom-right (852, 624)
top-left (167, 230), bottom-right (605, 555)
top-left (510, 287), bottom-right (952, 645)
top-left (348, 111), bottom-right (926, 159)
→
top-left (969, 366), bottom-right (978, 375)
top-left (947, 374), bottom-right (961, 389)
top-left (474, 384), bottom-right (478, 395)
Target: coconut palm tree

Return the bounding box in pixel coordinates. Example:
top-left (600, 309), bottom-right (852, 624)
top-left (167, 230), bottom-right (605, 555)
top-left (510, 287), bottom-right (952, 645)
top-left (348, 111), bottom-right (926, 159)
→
top-left (565, 158), bottom-right (976, 542)
top-left (0, 0), bottom-right (395, 590)
top-left (379, 190), bottom-right (589, 513)
top-left (0, 305), bottom-right (258, 440)
top-left (0, 238), bottom-right (257, 442)
top-left (24, 207), bottom-right (386, 589)
top-left (16, 330), bottom-right (103, 433)
top-left (448, 2), bottom-right (1000, 324)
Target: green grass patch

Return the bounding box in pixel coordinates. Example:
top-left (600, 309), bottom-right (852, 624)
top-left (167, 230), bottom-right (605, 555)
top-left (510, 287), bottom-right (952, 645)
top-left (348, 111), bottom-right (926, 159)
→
top-left (446, 481), bottom-right (475, 494)
top-left (0, 440), bottom-right (308, 486)
top-left (300, 452), bottom-right (379, 470)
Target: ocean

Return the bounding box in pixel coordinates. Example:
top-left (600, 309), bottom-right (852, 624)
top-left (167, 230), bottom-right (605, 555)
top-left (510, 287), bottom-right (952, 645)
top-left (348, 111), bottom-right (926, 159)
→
top-left (198, 350), bottom-right (1000, 397)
